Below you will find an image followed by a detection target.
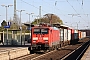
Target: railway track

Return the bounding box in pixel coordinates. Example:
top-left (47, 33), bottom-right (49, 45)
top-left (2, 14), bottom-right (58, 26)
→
top-left (61, 39), bottom-right (90, 60)
top-left (11, 37), bottom-right (90, 60)
top-left (12, 49), bottom-right (57, 60)
top-left (11, 54), bottom-right (40, 60)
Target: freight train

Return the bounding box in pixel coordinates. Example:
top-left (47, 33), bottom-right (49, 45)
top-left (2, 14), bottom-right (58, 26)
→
top-left (29, 23), bottom-right (86, 51)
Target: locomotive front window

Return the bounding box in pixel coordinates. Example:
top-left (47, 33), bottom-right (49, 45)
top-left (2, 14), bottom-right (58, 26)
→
top-left (41, 28), bottom-right (48, 34)
top-left (33, 28), bottom-right (48, 34)
top-left (33, 29), bottom-right (40, 34)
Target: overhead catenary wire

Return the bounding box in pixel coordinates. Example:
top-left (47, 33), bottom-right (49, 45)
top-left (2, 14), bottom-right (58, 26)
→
top-left (77, 0), bottom-right (90, 28)
top-left (41, 0), bottom-right (70, 16)
top-left (21, 0), bottom-right (83, 18)
top-left (66, 0), bottom-right (88, 29)
top-left (41, 0), bottom-right (78, 25)
top-left (82, 0), bottom-right (83, 6)
top-left (66, 0), bottom-right (87, 21)
top-left (21, 0), bottom-right (66, 16)
top-left (77, 1), bottom-right (87, 19)
top-left (40, 0), bottom-right (88, 29)
top-left (41, 0), bottom-right (85, 29)
top-left (21, 0), bottom-right (88, 29)
top-left (21, 0), bottom-right (38, 9)
top-left (21, 0), bottom-right (72, 18)
top-left (66, 0), bottom-right (78, 14)
top-left (20, 0), bottom-right (74, 23)
top-left (77, 0), bottom-right (87, 16)
top-left (20, 0), bottom-right (47, 14)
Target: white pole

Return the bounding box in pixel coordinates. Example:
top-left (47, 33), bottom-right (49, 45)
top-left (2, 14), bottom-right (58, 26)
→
top-left (20, 11), bottom-right (22, 45)
top-left (16, 10), bottom-right (25, 45)
top-left (1, 5), bottom-right (13, 45)
top-left (29, 14), bottom-right (31, 38)
top-left (5, 6), bottom-right (9, 45)
top-left (26, 13), bottom-right (34, 41)
top-left (3, 31), bottom-right (4, 45)
top-left (12, 31), bottom-right (13, 39)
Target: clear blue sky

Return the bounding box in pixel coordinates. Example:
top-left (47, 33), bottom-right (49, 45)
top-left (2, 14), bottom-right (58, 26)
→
top-left (0, 0), bottom-right (90, 29)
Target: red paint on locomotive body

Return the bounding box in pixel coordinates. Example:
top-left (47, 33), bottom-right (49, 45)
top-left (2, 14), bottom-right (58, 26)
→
top-left (31, 26), bottom-right (60, 50)
top-left (29, 23), bottom-right (86, 51)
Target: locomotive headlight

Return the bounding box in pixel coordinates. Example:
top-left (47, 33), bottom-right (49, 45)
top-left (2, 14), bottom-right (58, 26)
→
top-left (33, 37), bottom-right (38, 40)
top-left (33, 41), bottom-right (36, 42)
top-left (45, 40), bottom-right (48, 42)
top-left (43, 37), bottom-right (48, 40)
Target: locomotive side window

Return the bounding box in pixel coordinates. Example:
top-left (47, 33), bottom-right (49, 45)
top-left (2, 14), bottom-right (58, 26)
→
top-left (34, 28), bottom-right (40, 34)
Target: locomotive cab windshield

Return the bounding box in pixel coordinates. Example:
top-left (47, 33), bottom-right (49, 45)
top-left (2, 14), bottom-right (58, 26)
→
top-left (31, 27), bottom-right (50, 50)
top-left (33, 28), bottom-right (49, 34)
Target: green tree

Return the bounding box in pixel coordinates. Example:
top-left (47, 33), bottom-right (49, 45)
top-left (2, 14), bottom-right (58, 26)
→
top-left (32, 14), bottom-right (63, 24)
top-left (0, 20), bottom-right (7, 31)
top-left (10, 23), bottom-right (19, 30)
top-left (1, 20), bottom-right (7, 27)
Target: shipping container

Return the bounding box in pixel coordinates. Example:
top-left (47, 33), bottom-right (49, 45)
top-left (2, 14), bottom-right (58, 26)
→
top-left (79, 30), bottom-right (90, 37)
top-left (68, 29), bottom-right (71, 41)
top-left (64, 29), bottom-right (68, 42)
top-left (81, 32), bottom-right (86, 38)
top-left (71, 29), bottom-right (74, 40)
top-left (60, 25), bottom-right (69, 45)
top-left (60, 28), bottom-right (64, 41)
top-left (83, 32), bottom-right (86, 37)
top-left (81, 32), bottom-right (83, 38)
top-left (78, 31), bottom-right (81, 39)
top-left (74, 29), bottom-right (79, 39)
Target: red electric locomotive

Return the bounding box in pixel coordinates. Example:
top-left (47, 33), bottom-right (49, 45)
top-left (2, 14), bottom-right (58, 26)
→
top-left (30, 24), bottom-right (60, 51)
top-left (29, 23), bottom-right (86, 52)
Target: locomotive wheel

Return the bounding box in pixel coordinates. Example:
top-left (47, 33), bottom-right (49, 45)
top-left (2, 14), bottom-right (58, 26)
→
top-left (30, 50), bottom-right (34, 54)
top-left (28, 47), bottom-right (31, 51)
top-left (47, 48), bottom-right (51, 52)
top-left (60, 43), bottom-right (63, 47)
top-left (58, 44), bottom-right (60, 48)
top-left (54, 46), bottom-right (56, 50)
top-left (56, 46), bottom-right (58, 50)
top-left (55, 45), bottom-right (57, 50)
top-left (49, 47), bottom-right (53, 51)
top-left (56, 45), bottom-right (59, 50)
top-left (52, 46), bottom-right (54, 50)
